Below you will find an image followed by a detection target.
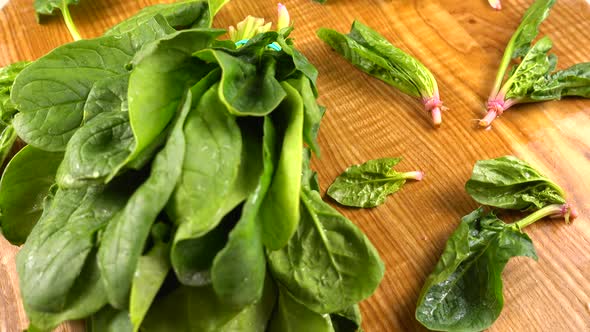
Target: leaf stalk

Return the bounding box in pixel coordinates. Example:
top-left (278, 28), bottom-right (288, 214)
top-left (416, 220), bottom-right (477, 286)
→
top-left (513, 203), bottom-right (578, 230)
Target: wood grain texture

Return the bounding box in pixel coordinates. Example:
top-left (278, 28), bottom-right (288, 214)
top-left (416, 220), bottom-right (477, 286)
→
top-left (1, 0), bottom-right (589, 331)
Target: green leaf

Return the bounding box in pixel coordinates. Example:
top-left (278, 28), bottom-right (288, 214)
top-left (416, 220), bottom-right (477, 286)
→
top-left (195, 49), bottom-right (287, 116)
top-left (169, 83), bottom-right (243, 285)
top-left (83, 74), bottom-right (129, 122)
top-left (317, 20), bottom-right (437, 98)
top-left (98, 90), bottom-right (193, 309)
top-left (24, 254), bottom-right (109, 331)
top-left (268, 187), bottom-right (384, 314)
top-left (57, 111), bottom-right (134, 188)
top-left (330, 305), bottom-right (363, 332)
top-left (105, 0), bottom-right (211, 36)
top-left (17, 176), bottom-right (136, 313)
top-left (286, 76), bottom-right (323, 156)
top-left (33, 0), bottom-right (79, 16)
top-left (141, 275), bottom-right (276, 332)
top-left (126, 28), bottom-right (223, 164)
top-left (465, 156), bottom-right (566, 210)
top-left (11, 16), bottom-right (174, 151)
top-left (87, 306), bottom-right (133, 332)
top-left (415, 208), bottom-right (537, 332)
top-left (0, 125), bottom-right (16, 167)
top-left (505, 37), bottom-right (555, 99)
top-left (268, 286), bottom-right (335, 332)
top-left (211, 117), bottom-right (276, 308)
top-left (0, 61), bottom-right (30, 120)
top-left (130, 238), bottom-right (171, 331)
top-left (0, 146), bottom-right (63, 244)
top-left (327, 157), bottom-right (420, 208)
top-left (532, 62), bottom-right (590, 100)
top-left (259, 82), bottom-right (304, 250)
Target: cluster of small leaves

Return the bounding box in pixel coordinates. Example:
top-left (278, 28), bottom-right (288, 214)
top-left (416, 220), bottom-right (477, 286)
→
top-left (0, 61), bottom-right (29, 166)
top-left (0, 1), bottom-right (384, 331)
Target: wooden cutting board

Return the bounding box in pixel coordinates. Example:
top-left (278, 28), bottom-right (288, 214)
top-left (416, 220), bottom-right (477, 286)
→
top-left (1, 0), bottom-right (589, 331)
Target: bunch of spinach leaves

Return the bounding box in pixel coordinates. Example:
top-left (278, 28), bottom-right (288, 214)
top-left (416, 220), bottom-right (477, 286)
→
top-left (0, 1), bottom-right (384, 331)
top-left (416, 156), bottom-right (576, 331)
top-left (481, 0), bottom-right (590, 127)
top-left (317, 21), bottom-right (445, 127)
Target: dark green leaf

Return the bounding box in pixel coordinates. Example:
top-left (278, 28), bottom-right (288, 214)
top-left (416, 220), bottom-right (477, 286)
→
top-left (416, 208), bottom-right (537, 332)
top-left (330, 305), bottom-right (363, 332)
top-left (105, 0), bottom-right (210, 36)
top-left (465, 156), bottom-right (566, 210)
top-left (83, 74), bottom-right (129, 122)
top-left (17, 175), bottom-right (136, 312)
top-left (87, 306), bottom-right (133, 332)
top-left (287, 76), bottom-right (323, 155)
top-left (195, 49), bottom-right (287, 116)
top-left (57, 111), bottom-right (134, 188)
top-left (212, 117), bottom-right (276, 308)
top-left (11, 16), bottom-right (174, 151)
top-left (259, 82), bottom-right (304, 250)
top-left (98, 90), bottom-right (193, 309)
top-left (24, 254), bottom-right (108, 331)
top-left (327, 157), bottom-right (419, 208)
top-left (0, 146), bottom-right (62, 244)
top-left (268, 187), bottom-right (384, 314)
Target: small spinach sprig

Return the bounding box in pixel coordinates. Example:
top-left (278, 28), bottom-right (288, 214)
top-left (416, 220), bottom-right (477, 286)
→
top-left (317, 21), bottom-right (446, 127)
top-left (327, 157), bottom-right (423, 208)
top-left (34, 0), bottom-right (82, 40)
top-left (416, 156), bottom-right (577, 331)
top-left (481, 0), bottom-right (590, 127)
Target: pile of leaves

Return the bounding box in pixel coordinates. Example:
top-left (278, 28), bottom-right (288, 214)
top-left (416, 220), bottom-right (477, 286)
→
top-left (0, 1), bottom-right (384, 331)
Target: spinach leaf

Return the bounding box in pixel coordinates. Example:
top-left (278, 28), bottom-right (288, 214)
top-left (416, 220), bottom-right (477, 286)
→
top-left (126, 28), bottom-right (223, 165)
top-left (83, 74), bottom-right (129, 122)
top-left (17, 175), bottom-right (136, 313)
top-left (0, 125), bottom-right (16, 167)
top-left (98, 91), bottom-right (193, 309)
top-left (211, 117), bottom-right (276, 308)
top-left (169, 83), bottom-right (243, 285)
top-left (317, 20), bottom-right (444, 126)
top-left (105, 0), bottom-right (212, 36)
top-left (287, 76), bottom-right (323, 156)
top-left (57, 111), bottom-right (134, 188)
top-left (415, 208), bottom-right (537, 332)
top-left (34, 0), bottom-right (82, 40)
top-left (11, 16), bottom-right (174, 151)
top-left (532, 62), bottom-right (590, 100)
top-left (268, 187), bottom-right (384, 314)
top-left (330, 305), bottom-right (363, 332)
top-left (24, 254), bottom-right (109, 331)
top-left (327, 157), bottom-right (423, 208)
top-left (0, 146), bottom-right (63, 245)
top-left (259, 82), bottom-right (304, 250)
top-left (142, 276), bottom-right (276, 332)
top-left (87, 306), bottom-right (133, 332)
top-left (268, 286), bottom-right (335, 332)
top-left (465, 156), bottom-right (566, 210)
top-left (129, 225), bottom-right (171, 331)
top-left (195, 49), bottom-right (287, 116)
top-left (0, 61), bottom-right (30, 119)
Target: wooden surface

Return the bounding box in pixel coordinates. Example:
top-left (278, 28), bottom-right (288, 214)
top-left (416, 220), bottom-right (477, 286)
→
top-left (1, 0), bottom-right (590, 331)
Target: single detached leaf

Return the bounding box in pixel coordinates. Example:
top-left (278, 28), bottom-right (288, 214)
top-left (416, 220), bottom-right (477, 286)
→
top-left (465, 155), bottom-right (566, 210)
top-left (0, 146), bottom-right (63, 245)
top-left (211, 117), bottom-right (276, 308)
top-left (416, 208), bottom-right (537, 332)
top-left (268, 187), bottom-right (384, 314)
top-left (327, 157), bottom-right (422, 208)
top-left (11, 16), bottom-right (174, 151)
top-left (259, 82), bottom-right (304, 250)
top-left (532, 62), bottom-right (590, 100)
top-left (98, 91), bottom-right (193, 309)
